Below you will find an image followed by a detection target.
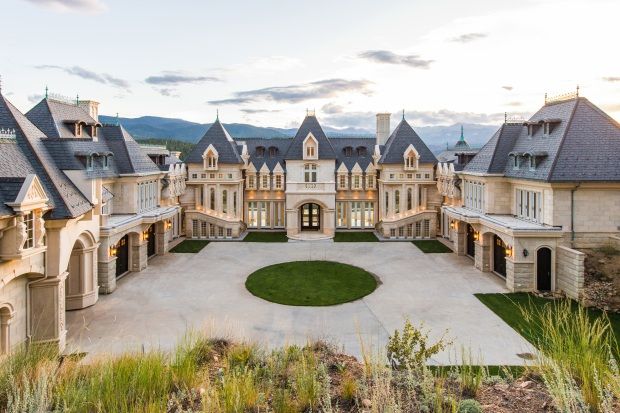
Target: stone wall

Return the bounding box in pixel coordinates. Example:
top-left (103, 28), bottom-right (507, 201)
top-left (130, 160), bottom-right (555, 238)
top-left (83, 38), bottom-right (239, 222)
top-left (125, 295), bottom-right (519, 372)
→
top-left (556, 245), bottom-right (585, 300)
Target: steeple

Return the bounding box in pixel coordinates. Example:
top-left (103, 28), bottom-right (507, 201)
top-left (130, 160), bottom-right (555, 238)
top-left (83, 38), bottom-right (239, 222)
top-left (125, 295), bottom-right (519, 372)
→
top-left (459, 125), bottom-right (465, 141)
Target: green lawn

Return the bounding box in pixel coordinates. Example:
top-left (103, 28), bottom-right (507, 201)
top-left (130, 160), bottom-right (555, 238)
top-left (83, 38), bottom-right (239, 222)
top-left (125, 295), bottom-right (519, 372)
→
top-left (412, 239), bottom-right (453, 253)
top-left (475, 293), bottom-right (620, 345)
top-left (245, 260), bottom-right (378, 306)
top-left (243, 232), bottom-right (288, 242)
top-left (334, 232), bottom-right (378, 242)
top-left (169, 240), bottom-right (209, 253)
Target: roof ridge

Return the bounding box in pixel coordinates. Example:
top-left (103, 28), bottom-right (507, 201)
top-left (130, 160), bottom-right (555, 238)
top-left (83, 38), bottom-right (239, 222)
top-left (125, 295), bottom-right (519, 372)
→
top-left (486, 124), bottom-right (505, 174)
top-left (546, 98), bottom-right (579, 181)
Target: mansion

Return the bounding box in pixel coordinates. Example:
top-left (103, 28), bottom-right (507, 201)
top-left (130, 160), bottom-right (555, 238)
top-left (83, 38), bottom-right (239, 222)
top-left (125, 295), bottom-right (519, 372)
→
top-left (0, 88), bottom-right (619, 355)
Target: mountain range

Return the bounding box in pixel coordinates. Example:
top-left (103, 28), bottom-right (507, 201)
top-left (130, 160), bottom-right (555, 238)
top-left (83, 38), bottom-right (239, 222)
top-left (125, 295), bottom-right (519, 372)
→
top-left (100, 115), bottom-right (499, 153)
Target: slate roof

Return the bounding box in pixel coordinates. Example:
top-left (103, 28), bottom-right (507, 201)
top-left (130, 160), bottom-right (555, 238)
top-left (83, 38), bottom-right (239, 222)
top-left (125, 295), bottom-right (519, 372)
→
top-left (463, 97), bottom-right (620, 182)
top-left (379, 119), bottom-right (437, 165)
top-left (100, 125), bottom-right (161, 175)
top-left (186, 120), bottom-right (243, 164)
top-left (0, 94), bottom-right (91, 219)
top-left (330, 137), bottom-right (376, 171)
top-left (240, 138), bottom-right (291, 171)
top-left (283, 114), bottom-right (336, 160)
top-left (27, 98), bottom-right (99, 139)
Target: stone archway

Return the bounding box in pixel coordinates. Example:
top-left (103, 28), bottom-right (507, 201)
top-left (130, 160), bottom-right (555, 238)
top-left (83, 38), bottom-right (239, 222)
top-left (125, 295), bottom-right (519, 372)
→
top-left (0, 304), bottom-right (14, 355)
top-left (300, 203), bottom-right (321, 231)
top-left (65, 232), bottom-right (98, 310)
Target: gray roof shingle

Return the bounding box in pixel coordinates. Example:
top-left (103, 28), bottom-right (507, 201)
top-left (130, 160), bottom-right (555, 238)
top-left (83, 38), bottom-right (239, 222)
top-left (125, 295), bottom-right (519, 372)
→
top-left (283, 115), bottom-right (336, 160)
top-left (186, 120), bottom-right (243, 164)
top-left (378, 119), bottom-right (437, 165)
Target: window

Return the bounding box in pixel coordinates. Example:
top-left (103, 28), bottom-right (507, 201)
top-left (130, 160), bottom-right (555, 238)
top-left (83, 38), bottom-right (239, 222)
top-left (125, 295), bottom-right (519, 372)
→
top-left (527, 125), bottom-right (533, 137)
top-left (407, 188), bottom-right (412, 210)
top-left (344, 147), bottom-right (353, 157)
top-left (338, 174), bottom-right (347, 189)
top-left (366, 174), bottom-right (375, 189)
top-left (228, 173), bottom-right (233, 179)
top-left (248, 202), bottom-right (258, 227)
top-left (423, 220), bottom-right (430, 238)
top-left (210, 173), bottom-right (216, 179)
top-left (513, 155), bottom-right (520, 169)
top-left (464, 180), bottom-right (485, 213)
top-left (357, 147), bottom-right (367, 157)
top-left (259, 202), bottom-right (270, 227)
top-left (415, 173), bottom-right (421, 179)
top-left (407, 174), bottom-right (413, 179)
top-left (201, 174), bottom-right (207, 179)
top-left (516, 189), bottom-right (542, 223)
top-left (209, 224), bottom-right (216, 238)
top-left (247, 175), bottom-right (256, 189)
top-left (260, 174), bottom-right (270, 190)
top-left (222, 190), bottom-right (228, 214)
top-left (415, 221), bottom-right (421, 238)
top-left (395, 190), bottom-right (400, 214)
top-left (226, 228), bottom-right (232, 238)
top-left (233, 192), bottom-right (237, 216)
top-left (424, 173), bottom-right (430, 179)
top-left (218, 227), bottom-right (224, 238)
top-left (76, 123), bottom-right (82, 137)
top-left (336, 202), bottom-right (347, 227)
top-left (275, 174), bottom-right (283, 190)
top-left (102, 155), bottom-right (109, 170)
top-left (201, 221), bottom-right (208, 237)
top-left (364, 202), bottom-right (374, 227)
top-left (304, 164), bottom-right (317, 182)
top-left (306, 145), bottom-right (315, 158)
top-left (192, 220), bottom-right (199, 237)
top-left (389, 173), bottom-right (394, 179)
top-left (138, 180), bottom-right (157, 212)
top-left (23, 212), bottom-right (34, 249)
top-left (205, 150), bottom-right (218, 169)
top-left (405, 152), bottom-right (417, 169)
top-left (351, 202), bottom-right (362, 228)
top-left (256, 146), bottom-right (265, 158)
top-left (274, 202), bottom-right (285, 227)
top-left (210, 188), bottom-right (215, 210)
top-left (385, 192), bottom-right (389, 214)
top-left (86, 156), bottom-right (94, 171)
top-left (269, 147), bottom-right (277, 157)
top-left (543, 122), bottom-right (550, 136)
top-left (353, 175), bottom-right (361, 190)
top-left (529, 156), bottom-right (536, 171)
top-left (192, 173), bottom-right (197, 179)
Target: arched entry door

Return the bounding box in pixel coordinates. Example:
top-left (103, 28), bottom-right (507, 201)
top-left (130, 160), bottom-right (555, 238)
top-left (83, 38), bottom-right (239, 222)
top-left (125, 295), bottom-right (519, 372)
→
top-left (537, 247), bottom-right (552, 291)
top-left (466, 224), bottom-right (476, 258)
top-left (115, 235), bottom-right (129, 277)
top-left (301, 203), bottom-right (321, 230)
top-left (147, 225), bottom-right (156, 257)
top-left (493, 234), bottom-right (507, 277)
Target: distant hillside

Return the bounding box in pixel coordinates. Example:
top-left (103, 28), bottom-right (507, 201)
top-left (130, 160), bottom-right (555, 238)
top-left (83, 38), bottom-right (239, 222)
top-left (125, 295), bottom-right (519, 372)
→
top-left (102, 115), bottom-right (499, 154)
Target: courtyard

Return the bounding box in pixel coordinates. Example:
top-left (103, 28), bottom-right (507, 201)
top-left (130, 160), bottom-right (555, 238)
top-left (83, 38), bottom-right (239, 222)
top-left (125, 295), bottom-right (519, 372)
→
top-left (66, 241), bottom-right (533, 365)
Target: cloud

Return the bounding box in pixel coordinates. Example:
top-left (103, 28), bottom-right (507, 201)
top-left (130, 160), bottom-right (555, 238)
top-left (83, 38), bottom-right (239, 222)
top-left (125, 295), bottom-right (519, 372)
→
top-left (156, 88), bottom-right (179, 98)
top-left (602, 76), bottom-right (620, 82)
top-left (23, 0), bottom-right (106, 13)
top-left (357, 50), bottom-right (433, 69)
top-left (505, 101), bottom-right (522, 107)
top-left (239, 108), bottom-right (281, 114)
top-left (28, 94), bottom-right (44, 103)
top-left (209, 79), bottom-right (373, 105)
top-left (321, 102), bottom-right (344, 114)
top-left (34, 65), bottom-right (130, 90)
top-left (502, 85), bottom-right (513, 91)
top-left (144, 72), bottom-right (221, 86)
top-left (450, 32), bottom-right (488, 43)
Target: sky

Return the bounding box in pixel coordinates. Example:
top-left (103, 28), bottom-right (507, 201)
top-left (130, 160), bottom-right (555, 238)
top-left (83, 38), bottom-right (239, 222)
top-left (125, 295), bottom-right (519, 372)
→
top-left (1, 0), bottom-right (619, 130)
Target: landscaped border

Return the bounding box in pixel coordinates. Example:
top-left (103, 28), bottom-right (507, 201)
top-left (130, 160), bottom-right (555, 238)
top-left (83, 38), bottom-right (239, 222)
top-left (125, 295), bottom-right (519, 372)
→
top-left (169, 240), bottom-right (210, 253)
top-left (243, 232), bottom-right (288, 242)
top-left (412, 240), bottom-right (453, 253)
top-left (334, 232), bottom-right (378, 242)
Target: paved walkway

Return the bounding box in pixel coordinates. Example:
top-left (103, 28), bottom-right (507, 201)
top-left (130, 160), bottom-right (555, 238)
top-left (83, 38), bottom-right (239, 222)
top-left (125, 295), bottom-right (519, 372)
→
top-left (66, 242), bottom-right (533, 365)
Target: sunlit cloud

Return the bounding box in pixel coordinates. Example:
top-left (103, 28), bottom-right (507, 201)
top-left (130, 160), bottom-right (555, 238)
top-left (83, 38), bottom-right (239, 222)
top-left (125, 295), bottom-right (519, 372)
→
top-left (450, 32), bottom-right (488, 43)
top-left (23, 0), bottom-right (106, 13)
top-left (357, 50), bottom-right (433, 69)
top-left (34, 65), bottom-right (130, 90)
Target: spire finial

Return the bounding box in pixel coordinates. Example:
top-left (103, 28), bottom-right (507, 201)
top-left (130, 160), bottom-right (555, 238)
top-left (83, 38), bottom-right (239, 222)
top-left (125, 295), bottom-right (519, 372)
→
top-left (216, 108), bottom-right (219, 121)
top-left (504, 112), bottom-right (507, 123)
top-left (460, 125), bottom-right (464, 141)
top-left (45, 85), bottom-right (48, 99)
top-left (402, 109), bottom-right (405, 120)
top-left (76, 94), bottom-right (79, 105)
top-left (544, 92), bottom-right (548, 104)
top-left (116, 112), bottom-right (119, 126)
top-left (576, 84), bottom-right (580, 97)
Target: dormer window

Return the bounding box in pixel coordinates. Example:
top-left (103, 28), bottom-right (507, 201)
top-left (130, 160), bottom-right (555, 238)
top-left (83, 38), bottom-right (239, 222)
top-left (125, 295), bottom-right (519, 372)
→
top-left (256, 146), bottom-right (265, 158)
top-left (203, 145), bottom-right (219, 170)
top-left (529, 156), bottom-right (536, 171)
top-left (76, 123), bottom-right (83, 137)
top-left (353, 175), bottom-right (361, 190)
top-left (543, 122), bottom-right (550, 136)
top-left (512, 155), bottom-right (520, 169)
top-left (91, 125), bottom-right (98, 137)
top-left (86, 155), bottom-right (94, 171)
top-left (338, 174), bottom-right (348, 189)
top-left (344, 147), bottom-right (353, 157)
top-left (23, 211), bottom-right (35, 250)
top-left (357, 147), bottom-right (367, 157)
top-left (274, 174), bottom-right (283, 190)
top-left (269, 146), bottom-right (277, 157)
top-left (102, 155), bottom-right (109, 170)
top-left (247, 174), bottom-right (256, 189)
top-left (303, 134), bottom-right (318, 160)
top-left (366, 174), bottom-right (375, 189)
top-left (307, 146), bottom-right (315, 158)
top-left (527, 125), bottom-right (533, 137)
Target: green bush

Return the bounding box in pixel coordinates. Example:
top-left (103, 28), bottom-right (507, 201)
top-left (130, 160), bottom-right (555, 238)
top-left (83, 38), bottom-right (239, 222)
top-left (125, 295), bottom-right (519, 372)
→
top-left (386, 319), bottom-right (451, 370)
top-left (457, 398), bottom-right (482, 413)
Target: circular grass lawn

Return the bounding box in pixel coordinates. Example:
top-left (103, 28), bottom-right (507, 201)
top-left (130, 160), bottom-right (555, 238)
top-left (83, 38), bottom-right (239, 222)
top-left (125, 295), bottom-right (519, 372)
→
top-left (245, 261), bottom-right (378, 306)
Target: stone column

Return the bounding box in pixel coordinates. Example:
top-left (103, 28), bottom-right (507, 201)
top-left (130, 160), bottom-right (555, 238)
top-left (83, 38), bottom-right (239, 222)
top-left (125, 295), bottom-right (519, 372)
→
top-left (474, 241), bottom-right (491, 272)
top-left (28, 272), bottom-right (67, 351)
top-left (453, 221), bottom-right (467, 256)
top-left (131, 237), bottom-right (148, 272)
top-left (97, 237), bottom-right (117, 294)
top-left (156, 221), bottom-right (169, 255)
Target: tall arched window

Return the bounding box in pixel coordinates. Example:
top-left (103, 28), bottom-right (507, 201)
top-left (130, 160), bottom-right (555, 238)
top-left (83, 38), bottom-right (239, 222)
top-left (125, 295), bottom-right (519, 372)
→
top-left (233, 192), bottom-right (237, 216)
top-left (407, 188), bottom-right (412, 210)
top-left (222, 190), bottom-right (228, 214)
top-left (384, 192), bottom-right (389, 214)
top-left (210, 188), bottom-right (215, 210)
top-left (395, 190), bottom-right (400, 214)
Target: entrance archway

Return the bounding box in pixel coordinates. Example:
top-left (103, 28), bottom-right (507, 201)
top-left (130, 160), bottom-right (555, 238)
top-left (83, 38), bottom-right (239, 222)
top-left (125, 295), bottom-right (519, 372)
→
top-left (115, 235), bottom-right (129, 277)
top-left (65, 233), bottom-right (97, 310)
top-left (0, 304), bottom-right (14, 355)
top-left (493, 234), bottom-right (507, 277)
top-left (466, 224), bottom-right (476, 258)
top-left (537, 247), bottom-right (552, 291)
top-left (300, 203), bottom-right (321, 231)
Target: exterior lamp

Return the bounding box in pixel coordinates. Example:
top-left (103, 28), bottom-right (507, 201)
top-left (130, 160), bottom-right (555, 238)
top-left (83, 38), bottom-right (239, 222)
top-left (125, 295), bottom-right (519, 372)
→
top-left (505, 246), bottom-right (513, 258)
top-left (109, 245), bottom-right (117, 257)
top-left (143, 230), bottom-right (149, 240)
top-left (473, 231), bottom-right (479, 241)
top-left (523, 249), bottom-right (529, 257)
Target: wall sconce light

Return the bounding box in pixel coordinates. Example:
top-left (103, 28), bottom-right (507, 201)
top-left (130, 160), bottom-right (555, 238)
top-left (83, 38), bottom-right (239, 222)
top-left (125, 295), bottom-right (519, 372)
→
top-left (473, 231), bottom-right (479, 241)
top-left (523, 249), bottom-right (529, 257)
top-left (449, 221), bottom-right (456, 229)
top-left (109, 245), bottom-right (117, 257)
top-left (166, 220), bottom-right (172, 230)
top-left (505, 246), bottom-right (513, 258)
top-left (143, 230), bottom-right (149, 240)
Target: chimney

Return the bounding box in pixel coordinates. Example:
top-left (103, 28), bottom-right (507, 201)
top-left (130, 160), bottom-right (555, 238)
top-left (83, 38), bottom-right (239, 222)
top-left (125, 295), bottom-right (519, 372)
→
top-left (78, 100), bottom-right (100, 122)
top-left (376, 113), bottom-right (391, 145)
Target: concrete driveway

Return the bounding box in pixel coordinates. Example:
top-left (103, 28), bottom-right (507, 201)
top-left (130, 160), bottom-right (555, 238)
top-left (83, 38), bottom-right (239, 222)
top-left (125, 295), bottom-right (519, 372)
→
top-left (66, 241), bottom-right (533, 365)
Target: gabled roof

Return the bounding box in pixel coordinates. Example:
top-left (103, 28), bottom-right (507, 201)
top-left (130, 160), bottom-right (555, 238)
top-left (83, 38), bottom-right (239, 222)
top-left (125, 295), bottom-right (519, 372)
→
top-left (186, 119), bottom-right (243, 164)
top-left (330, 137), bottom-right (375, 171)
top-left (378, 119), bottom-right (437, 165)
top-left (0, 94), bottom-right (91, 219)
top-left (240, 138), bottom-right (290, 171)
top-left (283, 114), bottom-right (336, 160)
top-left (26, 98), bottom-right (98, 139)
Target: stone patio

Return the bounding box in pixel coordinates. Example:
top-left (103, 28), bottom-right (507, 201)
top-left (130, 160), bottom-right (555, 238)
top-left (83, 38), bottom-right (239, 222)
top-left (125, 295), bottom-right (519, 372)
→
top-left (66, 241), bottom-right (534, 365)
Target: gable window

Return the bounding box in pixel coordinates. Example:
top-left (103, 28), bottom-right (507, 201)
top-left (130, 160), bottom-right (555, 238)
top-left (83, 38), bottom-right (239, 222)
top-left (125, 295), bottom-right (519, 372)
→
top-left (204, 147), bottom-right (218, 170)
top-left (366, 174), bottom-right (375, 189)
top-left (102, 155), bottom-right (109, 170)
top-left (275, 174), bottom-right (283, 190)
top-left (247, 175), bottom-right (256, 189)
top-left (404, 150), bottom-right (418, 170)
top-left (75, 123), bottom-right (83, 137)
top-left (304, 164), bottom-right (317, 183)
top-left (306, 145), bottom-right (315, 158)
top-left (353, 175), bottom-right (361, 190)
top-left (23, 212), bottom-right (35, 250)
top-left (261, 174), bottom-right (270, 190)
top-left (338, 174), bottom-right (347, 189)
top-left (86, 155), bottom-right (94, 171)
